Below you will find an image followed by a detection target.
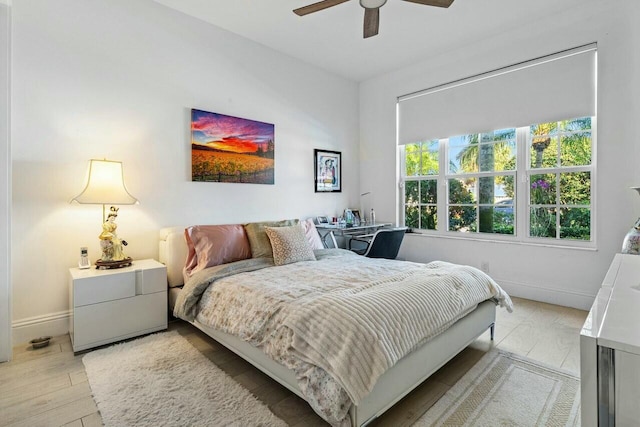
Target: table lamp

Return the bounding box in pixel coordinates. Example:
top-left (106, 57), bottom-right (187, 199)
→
top-left (360, 191), bottom-right (371, 223)
top-left (71, 159), bottom-right (138, 268)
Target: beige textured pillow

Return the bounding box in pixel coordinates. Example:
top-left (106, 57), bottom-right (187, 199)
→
top-left (244, 219), bottom-right (299, 258)
top-left (264, 225), bottom-right (316, 266)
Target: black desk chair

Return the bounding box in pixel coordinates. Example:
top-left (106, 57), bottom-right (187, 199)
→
top-left (349, 227), bottom-right (407, 259)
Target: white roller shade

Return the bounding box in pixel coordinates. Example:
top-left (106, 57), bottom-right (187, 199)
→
top-left (398, 44), bottom-right (597, 144)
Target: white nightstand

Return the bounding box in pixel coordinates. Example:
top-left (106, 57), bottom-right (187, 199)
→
top-left (69, 259), bottom-right (168, 352)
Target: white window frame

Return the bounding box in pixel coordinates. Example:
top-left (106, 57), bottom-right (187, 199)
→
top-left (444, 131), bottom-right (518, 235)
top-left (399, 117), bottom-right (596, 249)
top-left (401, 140), bottom-right (440, 231)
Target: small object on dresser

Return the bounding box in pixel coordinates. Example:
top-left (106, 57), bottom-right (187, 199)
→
top-left (99, 207), bottom-right (129, 263)
top-left (30, 336), bottom-right (52, 349)
top-left (95, 257), bottom-right (133, 269)
top-left (370, 208), bottom-right (376, 224)
top-left (622, 218), bottom-right (640, 254)
top-left (78, 246), bottom-right (91, 269)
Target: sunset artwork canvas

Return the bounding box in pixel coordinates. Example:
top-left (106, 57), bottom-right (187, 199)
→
top-left (191, 109), bottom-right (275, 184)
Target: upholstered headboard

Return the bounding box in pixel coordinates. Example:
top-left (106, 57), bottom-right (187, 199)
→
top-left (159, 220), bottom-right (325, 288)
top-left (159, 226), bottom-right (188, 288)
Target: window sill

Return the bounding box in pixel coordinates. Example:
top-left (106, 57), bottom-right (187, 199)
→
top-left (405, 230), bottom-right (597, 252)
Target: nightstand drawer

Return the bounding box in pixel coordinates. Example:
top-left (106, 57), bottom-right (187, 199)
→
top-left (135, 266), bottom-right (166, 294)
top-left (74, 271), bottom-right (135, 306)
top-left (73, 291), bottom-right (167, 351)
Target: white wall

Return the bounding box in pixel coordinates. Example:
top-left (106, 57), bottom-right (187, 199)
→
top-left (360, 1), bottom-right (640, 310)
top-left (0, 3), bottom-right (11, 360)
top-left (11, 0), bottom-right (359, 343)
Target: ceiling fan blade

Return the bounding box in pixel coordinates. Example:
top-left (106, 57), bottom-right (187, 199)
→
top-left (403, 0), bottom-right (454, 8)
top-left (363, 7), bottom-right (379, 38)
top-left (294, 0), bottom-right (351, 16)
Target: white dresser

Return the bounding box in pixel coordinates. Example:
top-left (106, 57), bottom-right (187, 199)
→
top-left (69, 259), bottom-right (167, 352)
top-left (580, 254), bottom-right (640, 426)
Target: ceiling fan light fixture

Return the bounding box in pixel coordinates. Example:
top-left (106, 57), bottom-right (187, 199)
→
top-left (294, 0), bottom-right (455, 38)
top-left (359, 0), bottom-right (387, 9)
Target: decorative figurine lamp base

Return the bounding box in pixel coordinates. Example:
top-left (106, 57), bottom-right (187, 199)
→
top-left (70, 159), bottom-right (138, 268)
top-left (95, 258), bottom-right (133, 269)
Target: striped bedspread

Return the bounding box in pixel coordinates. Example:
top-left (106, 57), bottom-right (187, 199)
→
top-left (284, 261), bottom-right (513, 405)
top-left (174, 250), bottom-right (513, 426)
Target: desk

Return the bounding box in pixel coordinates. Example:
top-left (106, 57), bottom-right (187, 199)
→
top-left (316, 223), bottom-right (392, 248)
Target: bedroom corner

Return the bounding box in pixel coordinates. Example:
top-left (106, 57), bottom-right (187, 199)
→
top-left (9, 0), bottom-right (359, 345)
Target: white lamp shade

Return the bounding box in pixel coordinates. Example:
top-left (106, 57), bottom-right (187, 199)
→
top-left (71, 159), bottom-right (138, 205)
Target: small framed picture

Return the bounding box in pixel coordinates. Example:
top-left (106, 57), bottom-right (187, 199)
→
top-left (314, 149), bottom-right (341, 193)
top-left (316, 216), bottom-right (329, 224)
top-left (351, 210), bottom-right (361, 223)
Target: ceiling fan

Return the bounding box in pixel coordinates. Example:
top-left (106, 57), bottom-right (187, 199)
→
top-left (293, 0), bottom-right (455, 39)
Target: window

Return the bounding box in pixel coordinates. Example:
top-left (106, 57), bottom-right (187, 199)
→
top-left (404, 140), bottom-right (438, 230)
top-left (397, 45), bottom-right (596, 246)
top-left (400, 116), bottom-right (594, 245)
top-left (447, 129), bottom-right (517, 235)
top-left (528, 117), bottom-right (593, 240)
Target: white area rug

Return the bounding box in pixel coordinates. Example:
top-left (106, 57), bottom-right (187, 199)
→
top-left (414, 350), bottom-right (581, 427)
top-left (83, 331), bottom-right (287, 427)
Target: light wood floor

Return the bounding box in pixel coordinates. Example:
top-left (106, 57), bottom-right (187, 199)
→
top-left (0, 297), bottom-right (587, 427)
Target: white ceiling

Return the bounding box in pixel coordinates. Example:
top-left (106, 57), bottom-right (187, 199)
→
top-left (153, 0), bottom-right (586, 82)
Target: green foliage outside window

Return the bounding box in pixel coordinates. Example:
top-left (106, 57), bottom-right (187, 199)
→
top-left (402, 117), bottom-right (592, 241)
top-left (528, 118), bottom-right (592, 240)
top-left (451, 130), bottom-right (516, 235)
top-left (405, 179), bottom-right (438, 230)
top-left (447, 179), bottom-right (476, 231)
top-left (405, 141), bottom-right (439, 230)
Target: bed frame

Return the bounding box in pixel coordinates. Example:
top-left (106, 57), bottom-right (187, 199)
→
top-left (159, 226), bottom-right (495, 427)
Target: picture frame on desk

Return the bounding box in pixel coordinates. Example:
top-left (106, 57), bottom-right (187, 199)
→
top-left (351, 209), bottom-right (361, 224)
top-left (316, 216), bottom-right (329, 224)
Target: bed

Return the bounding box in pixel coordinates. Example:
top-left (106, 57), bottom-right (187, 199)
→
top-left (159, 221), bottom-right (512, 427)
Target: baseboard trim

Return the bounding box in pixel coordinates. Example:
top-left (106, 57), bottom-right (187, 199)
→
top-left (496, 278), bottom-right (595, 311)
top-left (8, 280), bottom-right (594, 345)
top-left (12, 310), bottom-right (71, 346)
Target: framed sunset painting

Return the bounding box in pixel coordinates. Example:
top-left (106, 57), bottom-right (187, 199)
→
top-left (191, 109), bottom-right (275, 184)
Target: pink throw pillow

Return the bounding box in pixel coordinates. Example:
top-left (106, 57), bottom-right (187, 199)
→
top-left (183, 224), bottom-right (252, 281)
top-left (302, 219), bottom-right (325, 250)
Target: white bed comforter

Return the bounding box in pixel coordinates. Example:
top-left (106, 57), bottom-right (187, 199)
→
top-left (174, 249), bottom-right (513, 426)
